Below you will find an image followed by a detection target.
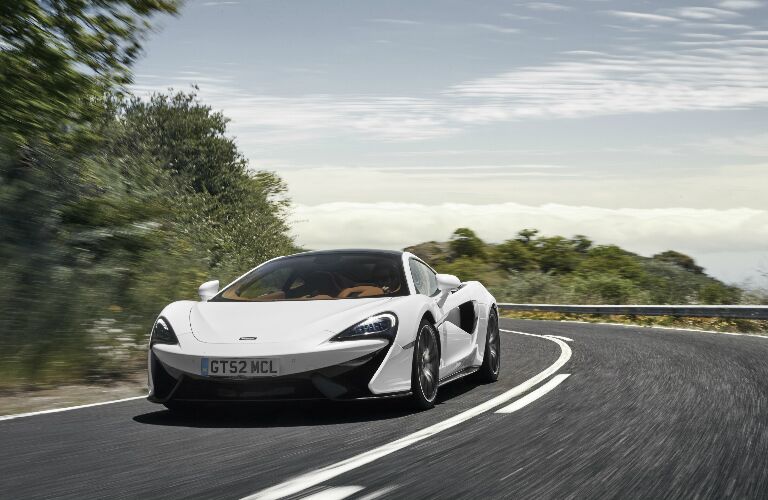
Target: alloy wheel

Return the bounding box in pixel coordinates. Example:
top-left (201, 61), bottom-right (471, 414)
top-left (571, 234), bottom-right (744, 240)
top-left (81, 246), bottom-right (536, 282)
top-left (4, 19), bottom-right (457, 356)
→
top-left (418, 325), bottom-right (440, 401)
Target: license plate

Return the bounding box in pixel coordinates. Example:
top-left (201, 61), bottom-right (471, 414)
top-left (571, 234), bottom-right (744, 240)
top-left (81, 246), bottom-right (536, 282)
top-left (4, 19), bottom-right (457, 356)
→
top-left (201, 358), bottom-right (280, 377)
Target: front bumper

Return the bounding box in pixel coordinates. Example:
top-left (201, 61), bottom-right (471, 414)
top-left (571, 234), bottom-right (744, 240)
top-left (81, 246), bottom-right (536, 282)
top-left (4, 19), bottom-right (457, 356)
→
top-left (148, 343), bottom-right (405, 403)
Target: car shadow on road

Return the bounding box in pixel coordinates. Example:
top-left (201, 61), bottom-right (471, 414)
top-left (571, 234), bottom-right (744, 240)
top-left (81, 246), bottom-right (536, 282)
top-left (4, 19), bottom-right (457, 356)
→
top-left (132, 379), bottom-right (480, 429)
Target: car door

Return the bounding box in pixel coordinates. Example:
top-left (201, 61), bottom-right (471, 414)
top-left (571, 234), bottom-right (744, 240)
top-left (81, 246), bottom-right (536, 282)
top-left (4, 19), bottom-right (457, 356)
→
top-left (408, 258), bottom-right (475, 377)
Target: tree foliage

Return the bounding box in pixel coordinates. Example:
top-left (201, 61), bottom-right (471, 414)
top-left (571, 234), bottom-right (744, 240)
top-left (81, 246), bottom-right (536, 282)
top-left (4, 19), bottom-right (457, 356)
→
top-left (449, 228), bottom-right (486, 259)
top-left (0, 0), bottom-right (179, 141)
top-left (0, 91), bottom-right (298, 387)
top-left (0, 2), bottom-right (300, 388)
top-left (406, 228), bottom-right (742, 307)
top-left (109, 91), bottom-right (297, 277)
top-left (494, 239), bottom-right (538, 272)
top-left (653, 250), bottom-right (704, 274)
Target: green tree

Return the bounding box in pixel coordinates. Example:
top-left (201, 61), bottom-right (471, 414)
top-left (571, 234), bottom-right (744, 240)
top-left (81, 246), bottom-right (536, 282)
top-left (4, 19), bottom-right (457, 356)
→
top-left (0, 137), bottom-right (164, 384)
top-left (571, 234), bottom-right (593, 253)
top-left (436, 257), bottom-right (506, 288)
top-left (515, 228), bottom-right (539, 244)
top-left (0, 0), bottom-right (179, 141)
top-left (573, 275), bottom-right (648, 304)
top-left (0, 90), bottom-right (299, 387)
top-left (110, 91), bottom-right (297, 279)
top-left (578, 245), bottom-right (645, 281)
top-left (495, 239), bottom-right (539, 271)
top-left (535, 236), bottom-right (580, 274)
top-left (653, 250), bottom-right (704, 274)
top-left (698, 283), bottom-right (741, 305)
top-left (449, 228), bottom-right (486, 259)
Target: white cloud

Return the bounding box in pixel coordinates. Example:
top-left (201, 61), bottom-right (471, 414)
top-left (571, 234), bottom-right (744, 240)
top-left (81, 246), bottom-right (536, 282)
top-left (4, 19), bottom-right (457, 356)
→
top-left (501, 13), bottom-right (534, 20)
top-left (562, 50), bottom-right (610, 55)
top-left (277, 163), bottom-right (767, 210)
top-left (717, 0), bottom-right (764, 9)
top-left (681, 33), bottom-right (727, 39)
top-left (673, 38), bottom-right (768, 46)
top-left (133, 35), bottom-right (768, 145)
top-left (604, 11), bottom-right (679, 23)
top-left (692, 132), bottom-right (768, 156)
top-left (686, 22), bottom-right (754, 29)
top-left (290, 202), bottom-right (768, 278)
top-left (521, 2), bottom-right (572, 11)
top-left (447, 44), bottom-right (768, 121)
top-left (471, 23), bottom-right (520, 34)
top-left (370, 18), bottom-right (422, 25)
top-left (132, 81), bottom-right (455, 143)
top-left (669, 7), bottom-right (741, 20)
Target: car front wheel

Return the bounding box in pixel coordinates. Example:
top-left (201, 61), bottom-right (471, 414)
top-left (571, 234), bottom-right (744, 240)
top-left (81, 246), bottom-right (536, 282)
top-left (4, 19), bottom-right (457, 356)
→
top-left (409, 319), bottom-right (440, 410)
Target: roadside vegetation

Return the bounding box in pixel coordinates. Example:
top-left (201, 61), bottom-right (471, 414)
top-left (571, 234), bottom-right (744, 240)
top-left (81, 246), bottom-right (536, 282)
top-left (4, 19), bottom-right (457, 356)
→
top-left (0, 1), bottom-right (297, 390)
top-left (407, 228), bottom-right (752, 305)
top-left (407, 228), bottom-right (767, 334)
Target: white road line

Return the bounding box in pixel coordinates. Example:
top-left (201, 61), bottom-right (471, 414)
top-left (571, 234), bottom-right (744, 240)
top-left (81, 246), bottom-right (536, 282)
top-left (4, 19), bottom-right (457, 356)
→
top-left (496, 374), bottom-right (571, 414)
top-left (299, 486), bottom-right (364, 500)
top-left (545, 335), bottom-right (573, 342)
top-left (241, 330), bottom-right (571, 500)
top-left (356, 486), bottom-right (398, 500)
top-left (0, 395), bottom-right (146, 422)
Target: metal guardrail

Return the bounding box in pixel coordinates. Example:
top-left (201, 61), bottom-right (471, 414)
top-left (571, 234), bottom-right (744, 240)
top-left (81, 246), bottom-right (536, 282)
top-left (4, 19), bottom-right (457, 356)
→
top-left (497, 304), bottom-right (768, 320)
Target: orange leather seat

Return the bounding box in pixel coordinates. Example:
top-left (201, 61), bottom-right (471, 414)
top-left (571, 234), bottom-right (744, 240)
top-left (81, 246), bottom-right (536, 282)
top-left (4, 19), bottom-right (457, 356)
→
top-left (338, 286), bottom-right (384, 298)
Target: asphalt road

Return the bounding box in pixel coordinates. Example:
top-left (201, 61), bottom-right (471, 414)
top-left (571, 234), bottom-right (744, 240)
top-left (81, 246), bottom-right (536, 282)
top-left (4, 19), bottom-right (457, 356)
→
top-left (2, 319), bottom-right (768, 499)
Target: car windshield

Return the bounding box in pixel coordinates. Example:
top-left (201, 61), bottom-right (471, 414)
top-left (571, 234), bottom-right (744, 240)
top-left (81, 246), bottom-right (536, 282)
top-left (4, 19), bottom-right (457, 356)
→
top-left (212, 252), bottom-right (408, 301)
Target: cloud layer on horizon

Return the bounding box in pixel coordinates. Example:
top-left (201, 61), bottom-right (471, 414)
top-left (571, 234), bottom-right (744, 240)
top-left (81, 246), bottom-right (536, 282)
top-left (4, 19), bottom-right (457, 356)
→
top-left (290, 202), bottom-right (768, 283)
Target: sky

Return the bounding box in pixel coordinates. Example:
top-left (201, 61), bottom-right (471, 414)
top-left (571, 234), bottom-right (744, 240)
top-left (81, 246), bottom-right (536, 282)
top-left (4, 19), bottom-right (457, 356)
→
top-left (132, 0), bottom-right (768, 285)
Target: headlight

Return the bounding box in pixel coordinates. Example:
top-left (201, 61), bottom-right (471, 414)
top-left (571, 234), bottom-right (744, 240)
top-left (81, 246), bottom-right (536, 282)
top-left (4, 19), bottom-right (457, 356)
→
top-left (150, 317), bottom-right (178, 347)
top-left (332, 313), bottom-right (398, 341)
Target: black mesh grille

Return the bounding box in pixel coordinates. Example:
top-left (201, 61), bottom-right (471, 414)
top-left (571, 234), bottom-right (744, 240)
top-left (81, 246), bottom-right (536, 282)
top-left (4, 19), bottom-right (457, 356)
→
top-left (174, 376), bottom-right (325, 401)
top-left (163, 343), bottom-right (392, 402)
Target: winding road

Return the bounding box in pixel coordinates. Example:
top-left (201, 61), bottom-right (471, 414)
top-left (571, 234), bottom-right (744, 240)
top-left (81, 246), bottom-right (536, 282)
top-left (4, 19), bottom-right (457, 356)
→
top-left (2, 319), bottom-right (768, 499)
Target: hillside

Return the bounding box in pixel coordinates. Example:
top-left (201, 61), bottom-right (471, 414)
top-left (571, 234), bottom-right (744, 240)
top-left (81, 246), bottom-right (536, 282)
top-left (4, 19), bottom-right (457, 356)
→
top-left (405, 228), bottom-right (743, 305)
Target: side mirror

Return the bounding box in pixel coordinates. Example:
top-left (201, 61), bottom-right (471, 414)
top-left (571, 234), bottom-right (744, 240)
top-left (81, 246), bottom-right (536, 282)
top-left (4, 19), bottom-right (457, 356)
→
top-left (198, 280), bottom-right (220, 301)
top-left (436, 273), bottom-right (461, 293)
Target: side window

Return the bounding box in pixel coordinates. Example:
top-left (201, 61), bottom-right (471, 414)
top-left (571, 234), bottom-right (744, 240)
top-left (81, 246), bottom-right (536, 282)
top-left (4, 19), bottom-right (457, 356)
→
top-left (409, 259), bottom-right (439, 296)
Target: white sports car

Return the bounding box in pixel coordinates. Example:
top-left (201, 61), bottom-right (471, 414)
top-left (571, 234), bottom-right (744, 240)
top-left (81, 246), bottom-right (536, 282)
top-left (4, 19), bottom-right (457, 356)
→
top-left (148, 250), bottom-right (500, 411)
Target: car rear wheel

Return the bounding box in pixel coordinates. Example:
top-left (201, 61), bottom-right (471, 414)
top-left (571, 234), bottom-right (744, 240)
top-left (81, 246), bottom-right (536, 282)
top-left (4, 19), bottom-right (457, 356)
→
top-left (474, 309), bottom-right (500, 383)
top-left (409, 319), bottom-right (440, 410)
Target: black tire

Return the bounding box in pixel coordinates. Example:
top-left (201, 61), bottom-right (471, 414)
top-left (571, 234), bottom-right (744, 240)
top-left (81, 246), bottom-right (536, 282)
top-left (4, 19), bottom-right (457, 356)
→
top-left (408, 319), bottom-right (440, 410)
top-left (474, 308), bottom-right (500, 383)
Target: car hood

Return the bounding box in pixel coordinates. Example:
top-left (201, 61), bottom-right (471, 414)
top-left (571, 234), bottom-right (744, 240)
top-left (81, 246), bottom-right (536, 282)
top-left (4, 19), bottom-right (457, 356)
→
top-left (189, 297), bottom-right (396, 344)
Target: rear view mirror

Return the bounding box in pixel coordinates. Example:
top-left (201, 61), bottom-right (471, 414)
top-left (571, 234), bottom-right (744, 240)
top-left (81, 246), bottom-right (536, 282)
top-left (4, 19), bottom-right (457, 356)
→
top-left (198, 280), bottom-right (220, 301)
top-left (436, 273), bottom-right (461, 292)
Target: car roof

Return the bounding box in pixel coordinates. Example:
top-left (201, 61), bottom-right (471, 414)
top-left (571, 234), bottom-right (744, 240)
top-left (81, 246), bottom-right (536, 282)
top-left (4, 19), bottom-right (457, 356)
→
top-left (282, 249), bottom-right (405, 259)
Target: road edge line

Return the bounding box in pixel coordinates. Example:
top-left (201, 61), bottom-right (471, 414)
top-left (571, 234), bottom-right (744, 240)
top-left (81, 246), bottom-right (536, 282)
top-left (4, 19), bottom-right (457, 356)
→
top-left (0, 395), bottom-right (146, 422)
top-left (496, 373), bottom-right (571, 414)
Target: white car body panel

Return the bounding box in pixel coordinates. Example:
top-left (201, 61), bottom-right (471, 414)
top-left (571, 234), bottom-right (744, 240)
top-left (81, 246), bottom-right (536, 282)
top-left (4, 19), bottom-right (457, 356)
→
top-left (188, 298), bottom-right (396, 344)
top-left (147, 250), bottom-right (497, 403)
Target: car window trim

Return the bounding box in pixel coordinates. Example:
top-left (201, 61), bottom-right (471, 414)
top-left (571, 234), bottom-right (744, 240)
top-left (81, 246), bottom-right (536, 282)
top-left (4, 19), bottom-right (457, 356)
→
top-left (408, 257), bottom-right (441, 297)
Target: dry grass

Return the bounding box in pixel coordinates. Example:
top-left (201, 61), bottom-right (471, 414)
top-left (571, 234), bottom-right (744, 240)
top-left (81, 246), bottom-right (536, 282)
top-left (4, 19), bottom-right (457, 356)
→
top-left (0, 371), bottom-right (147, 416)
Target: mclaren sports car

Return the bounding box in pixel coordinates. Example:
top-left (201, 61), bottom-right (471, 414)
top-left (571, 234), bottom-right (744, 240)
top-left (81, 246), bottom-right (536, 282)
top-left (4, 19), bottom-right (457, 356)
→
top-left (148, 249), bottom-right (500, 410)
